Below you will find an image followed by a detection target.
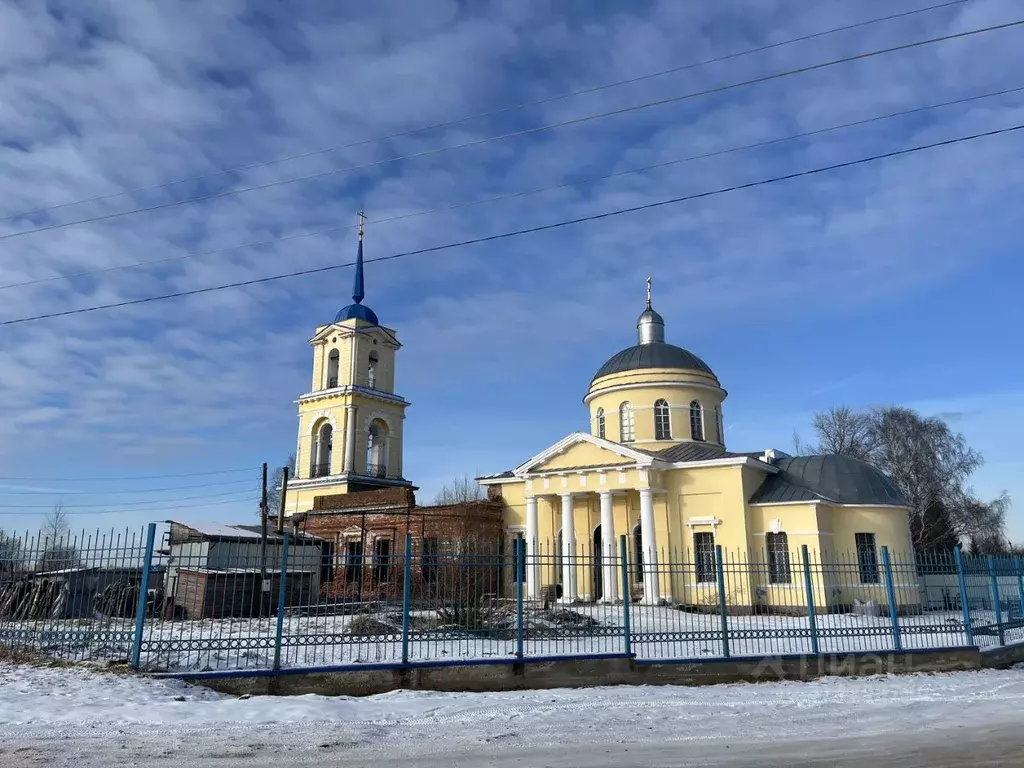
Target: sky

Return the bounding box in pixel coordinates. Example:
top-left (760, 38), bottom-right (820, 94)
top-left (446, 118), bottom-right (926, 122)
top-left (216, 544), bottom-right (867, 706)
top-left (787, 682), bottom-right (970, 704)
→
top-left (0, 0), bottom-right (1022, 542)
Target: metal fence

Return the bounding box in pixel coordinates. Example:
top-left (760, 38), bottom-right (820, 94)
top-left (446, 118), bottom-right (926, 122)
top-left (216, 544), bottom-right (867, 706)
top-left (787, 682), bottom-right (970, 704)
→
top-left (1, 524), bottom-right (1022, 673)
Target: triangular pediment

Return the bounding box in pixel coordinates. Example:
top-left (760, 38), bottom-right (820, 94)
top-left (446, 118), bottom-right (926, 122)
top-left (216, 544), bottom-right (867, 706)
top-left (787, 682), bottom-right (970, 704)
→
top-left (514, 432), bottom-right (655, 476)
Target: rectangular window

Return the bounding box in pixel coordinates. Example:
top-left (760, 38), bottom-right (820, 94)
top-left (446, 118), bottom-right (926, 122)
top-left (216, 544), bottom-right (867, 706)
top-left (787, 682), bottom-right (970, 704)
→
top-left (766, 532), bottom-right (791, 584)
top-left (373, 539), bottom-right (392, 584)
top-left (344, 540), bottom-right (363, 584)
top-left (422, 537), bottom-right (439, 584)
top-left (694, 531), bottom-right (716, 583)
top-left (856, 532), bottom-right (879, 584)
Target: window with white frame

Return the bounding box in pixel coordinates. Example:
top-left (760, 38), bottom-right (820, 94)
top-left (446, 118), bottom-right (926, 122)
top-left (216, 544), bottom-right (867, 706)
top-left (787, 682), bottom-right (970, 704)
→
top-left (690, 400), bottom-right (704, 442)
top-left (654, 399), bottom-right (671, 440)
top-left (596, 407), bottom-right (606, 439)
top-left (619, 402), bottom-right (635, 442)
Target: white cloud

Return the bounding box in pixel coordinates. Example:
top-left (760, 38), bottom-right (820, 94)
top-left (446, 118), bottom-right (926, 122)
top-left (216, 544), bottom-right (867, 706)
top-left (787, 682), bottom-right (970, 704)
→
top-left (0, 0), bottom-right (1021, 529)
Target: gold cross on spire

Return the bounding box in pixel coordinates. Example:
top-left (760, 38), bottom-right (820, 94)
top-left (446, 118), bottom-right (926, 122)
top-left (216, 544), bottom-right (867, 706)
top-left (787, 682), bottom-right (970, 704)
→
top-left (646, 276), bottom-right (652, 309)
top-left (357, 209), bottom-right (366, 240)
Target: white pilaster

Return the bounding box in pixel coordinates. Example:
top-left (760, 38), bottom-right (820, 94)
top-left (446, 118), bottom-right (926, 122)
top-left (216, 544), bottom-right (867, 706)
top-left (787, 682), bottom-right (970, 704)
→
top-left (599, 490), bottom-right (617, 603)
top-left (344, 404), bottom-right (357, 474)
top-left (525, 495), bottom-right (540, 600)
top-left (560, 493), bottom-right (577, 602)
top-left (639, 487), bottom-right (660, 604)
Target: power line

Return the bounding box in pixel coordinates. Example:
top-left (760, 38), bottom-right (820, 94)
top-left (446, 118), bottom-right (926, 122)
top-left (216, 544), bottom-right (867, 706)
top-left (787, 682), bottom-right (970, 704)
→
top-left (0, 0), bottom-right (973, 226)
top-left (1, 17), bottom-right (1019, 244)
top-left (0, 489), bottom-right (258, 510)
top-left (0, 497), bottom-right (256, 516)
top-left (2, 121), bottom-right (1019, 328)
top-left (0, 477), bottom-right (257, 495)
top-left (2, 82), bottom-right (1018, 293)
top-left (0, 466), bottom-right (258, 481)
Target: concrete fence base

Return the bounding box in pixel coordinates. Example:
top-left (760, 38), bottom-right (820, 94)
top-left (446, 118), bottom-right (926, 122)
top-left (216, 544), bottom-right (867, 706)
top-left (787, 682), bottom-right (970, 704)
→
top-left (165, 647), bottom-right (983, 697)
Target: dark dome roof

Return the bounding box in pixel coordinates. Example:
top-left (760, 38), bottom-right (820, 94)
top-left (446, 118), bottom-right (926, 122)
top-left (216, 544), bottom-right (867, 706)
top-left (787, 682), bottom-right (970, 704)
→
top-left (592, 342), bottom-right (715, 382)
top-left (335, 303), bottom-right (379, 325)
top-left (750, 454), bottom-right (908, 506)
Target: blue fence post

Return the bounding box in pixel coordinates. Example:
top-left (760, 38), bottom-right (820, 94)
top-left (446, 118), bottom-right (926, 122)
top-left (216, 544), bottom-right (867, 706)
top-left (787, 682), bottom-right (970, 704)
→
top-left (880, 546), bottom-right (901, 651)
top-left (619, 535), bottom-right (631, 657)
top-left (954, 546), bottom-right (974, 646)
top-left (987, 555), bottom-right (1005, 646)
top-left (1014, 556), bottom-right (1024, 621)
top-left (130, 523), bottom-right (157, 670)
top-left (272, 533), bottom-right (290, 671)
top-left (715, 545), bottom-right (729, 658)
top-left (516, 536), bottom-right (525, 659)
top-left (401, 532), bottom-right (413, 664)
top-left (801, 545), bottom-right (820, 656)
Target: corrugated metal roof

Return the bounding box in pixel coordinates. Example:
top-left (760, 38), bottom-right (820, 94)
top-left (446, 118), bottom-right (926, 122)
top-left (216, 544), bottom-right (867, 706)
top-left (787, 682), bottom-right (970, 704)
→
top-left (749, 455), bottom-right (909, 506)
top-left (592, 342), bottom-right (716, 382)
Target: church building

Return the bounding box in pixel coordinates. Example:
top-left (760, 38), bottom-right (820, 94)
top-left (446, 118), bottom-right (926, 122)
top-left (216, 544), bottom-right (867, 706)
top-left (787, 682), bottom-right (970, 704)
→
top-left (478, 280), bottom-right (916, 612)
top-left (280, 213), bottom-right (915, 613)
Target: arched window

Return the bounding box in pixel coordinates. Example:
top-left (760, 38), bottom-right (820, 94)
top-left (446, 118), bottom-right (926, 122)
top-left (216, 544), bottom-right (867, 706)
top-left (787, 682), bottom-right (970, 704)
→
top-left (619, 402), bottom-right (635, 443)
top-left (368, 352), bottom-right (379, 389)
top-left (326, 349), bottom-right (339, 389)
top-left (690, 400), bottom-right (704, 442)
top-left (311, 422), bottom-right (332, 477)
top-left (366, 419), bottom-right (389, 477)
top-left (654, 399), bottom-right (671, 440)
top-left (596, 408), bottom-right (606, 439)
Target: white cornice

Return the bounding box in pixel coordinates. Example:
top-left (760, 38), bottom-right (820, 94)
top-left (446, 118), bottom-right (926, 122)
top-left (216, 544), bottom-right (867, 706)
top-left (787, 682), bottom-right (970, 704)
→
top-left (747, 499), bottom-right (819, 508)
top-left (289, 472), bottom-right (413, 490)
top-left (309, 323), bottom-right (401, 349)
top-left (584, 380), bottom-right (727, 405)
top-left (671, 456), bottom-right (777, 473)
top-left (296, 385), bottom-right (410, 407)
top-left (511, 431), bottom-right (656, 477)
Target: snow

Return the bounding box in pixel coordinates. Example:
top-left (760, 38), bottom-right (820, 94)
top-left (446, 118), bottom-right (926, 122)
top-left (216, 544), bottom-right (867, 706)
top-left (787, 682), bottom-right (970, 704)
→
top-left (0, 661), bottom-right (1023, 766)
top-left (5, 603), bottom-right (1020, 673)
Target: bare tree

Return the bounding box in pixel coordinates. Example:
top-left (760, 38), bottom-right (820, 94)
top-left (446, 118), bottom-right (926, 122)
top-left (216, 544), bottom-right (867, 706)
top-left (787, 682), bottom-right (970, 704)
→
top-left (0, 529), bottom-right (22, 577)
top-left (433, 475), bottom-right (485, 505)
top-left (809, 405), bottom-right (1007, 551)
top-left (266, 455), bottom-right (296, 516)
top-left (38, 502), bottom-right (81, 572)
top-left (811, 406), bottom-right (876, 461)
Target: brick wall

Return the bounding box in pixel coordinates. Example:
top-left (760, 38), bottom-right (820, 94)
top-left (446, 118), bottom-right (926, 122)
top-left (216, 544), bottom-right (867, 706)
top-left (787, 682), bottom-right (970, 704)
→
top-left (293, 496), bottom-right (507, 600)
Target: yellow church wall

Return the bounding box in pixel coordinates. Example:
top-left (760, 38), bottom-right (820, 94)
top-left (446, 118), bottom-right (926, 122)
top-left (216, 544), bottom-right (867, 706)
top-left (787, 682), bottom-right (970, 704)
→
top-left (820, 504), bottom-right (918, 610)
top-left (587, 384), bottom-right (725, 446)
top-left (745, 503), bottom-right (830, 610)
top-left (588, 367), bottom-right (722, 392)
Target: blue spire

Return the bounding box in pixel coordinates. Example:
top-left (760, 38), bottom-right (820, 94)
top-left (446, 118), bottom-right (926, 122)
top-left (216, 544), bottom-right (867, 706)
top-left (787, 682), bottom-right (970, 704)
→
top-left (352, 234), bottom-right (365, 304)
top-left (334, 209), bottom-right (379, 325)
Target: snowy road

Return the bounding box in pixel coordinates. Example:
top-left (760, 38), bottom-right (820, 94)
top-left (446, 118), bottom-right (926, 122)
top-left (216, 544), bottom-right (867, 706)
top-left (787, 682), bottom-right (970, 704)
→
top-left (1, 663), bottom-right (1023, 766)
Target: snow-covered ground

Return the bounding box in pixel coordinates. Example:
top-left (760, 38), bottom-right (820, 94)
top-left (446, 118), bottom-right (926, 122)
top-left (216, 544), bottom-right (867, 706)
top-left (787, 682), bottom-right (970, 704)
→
top-left (6, 603), bottom-right (1018, 672)
top-left (1, 662), bottom-right (1023, 767)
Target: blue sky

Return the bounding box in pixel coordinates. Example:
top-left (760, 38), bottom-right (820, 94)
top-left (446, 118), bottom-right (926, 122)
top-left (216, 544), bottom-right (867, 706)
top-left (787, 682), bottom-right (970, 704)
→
top-left (0, 0), bottom-right (1022, 540)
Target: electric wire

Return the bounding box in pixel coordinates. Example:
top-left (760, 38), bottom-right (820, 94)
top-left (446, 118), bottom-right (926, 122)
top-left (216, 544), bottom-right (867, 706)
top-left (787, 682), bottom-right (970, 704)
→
top-left (2, 82), bottom-right (1020, 293)
top-left (2, 121), bottom-right (1019, 327)
top-left (0, 17), bottom-right (1018, 243)
top-left (0, 0), bottom-right (973, 225)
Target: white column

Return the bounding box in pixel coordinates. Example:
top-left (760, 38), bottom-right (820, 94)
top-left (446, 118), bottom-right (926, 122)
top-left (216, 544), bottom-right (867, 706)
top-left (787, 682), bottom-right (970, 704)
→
top-left (599, 490), bottom-right (617, 603)
top-left (560, 493), bottom-right (577, 602)
top-left (344, 404), bottom-right (357, 474)
top-left (525, 496), bottom-right (540, 600)
top-left (639, 487), bottom-right (660, 604)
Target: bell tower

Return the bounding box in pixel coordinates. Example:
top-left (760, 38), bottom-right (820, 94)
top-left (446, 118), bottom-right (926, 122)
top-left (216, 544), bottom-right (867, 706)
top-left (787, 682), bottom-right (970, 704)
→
top-left (285, 212), bottom-right (412, 517)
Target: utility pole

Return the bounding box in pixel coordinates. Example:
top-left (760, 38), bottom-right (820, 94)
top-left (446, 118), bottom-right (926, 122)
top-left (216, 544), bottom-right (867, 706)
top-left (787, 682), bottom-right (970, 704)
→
top-left (276, 466), bottom-right (289, 535)
top-left (260, 462), bottom-right (269, 612)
